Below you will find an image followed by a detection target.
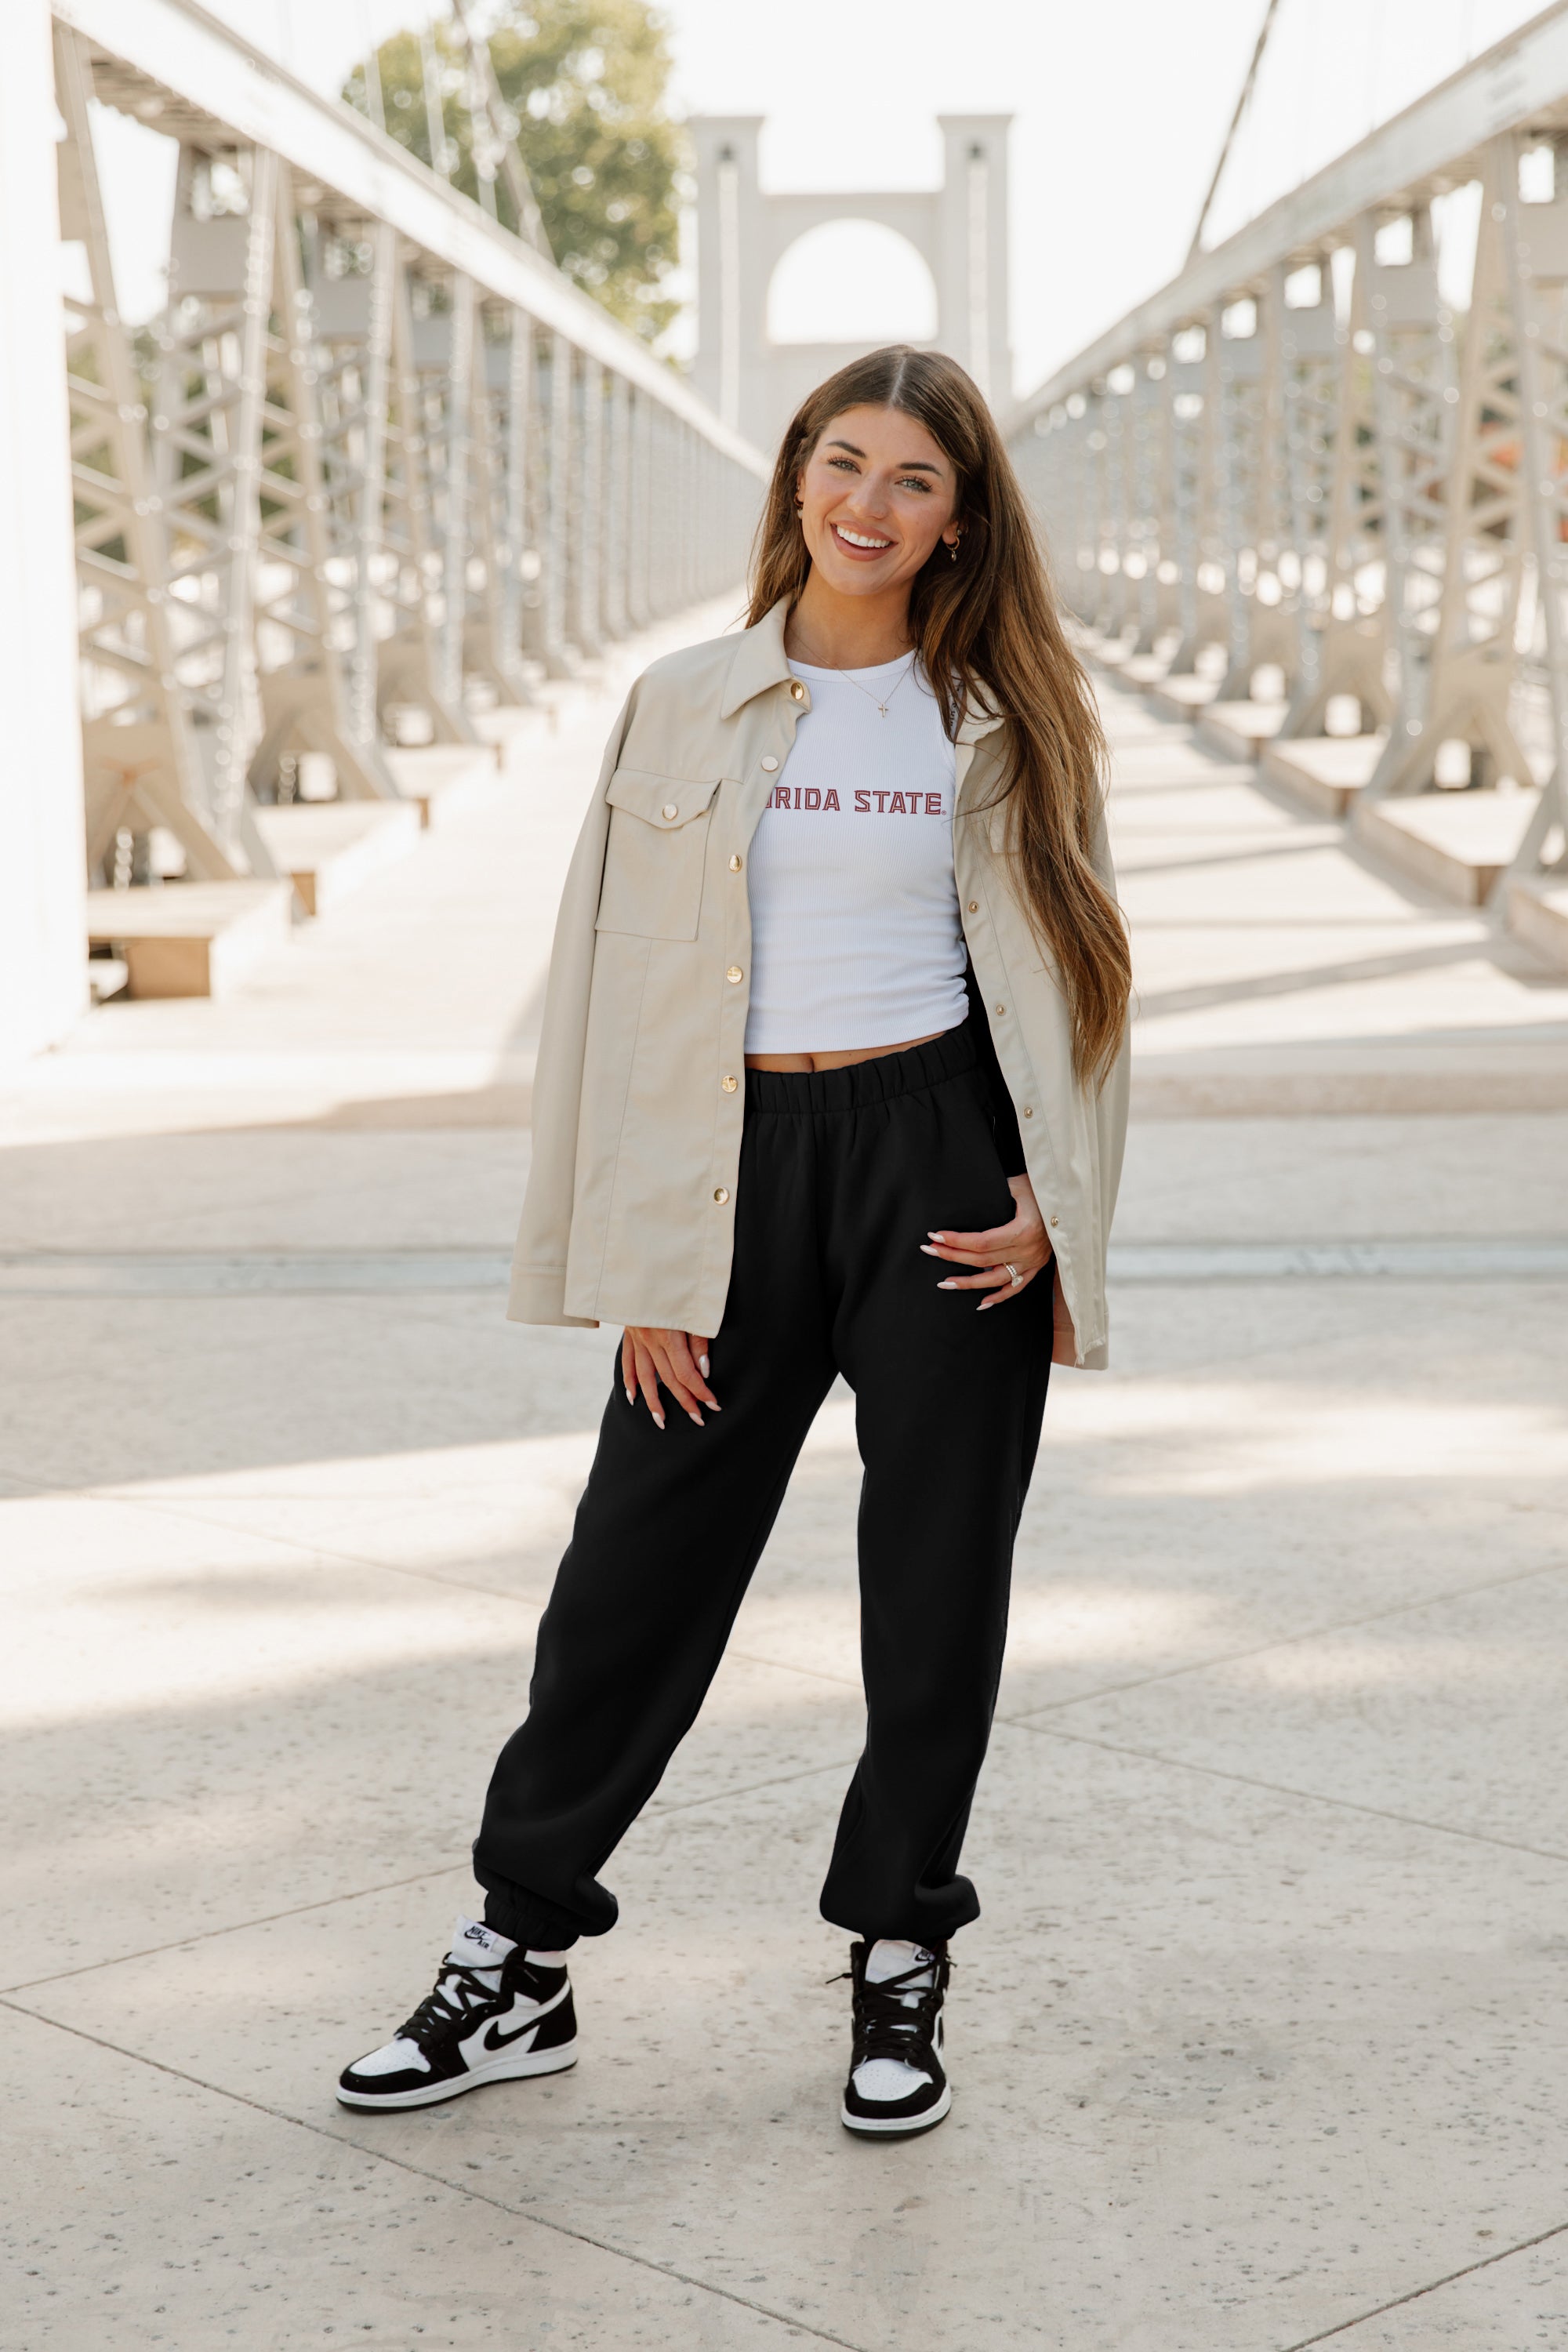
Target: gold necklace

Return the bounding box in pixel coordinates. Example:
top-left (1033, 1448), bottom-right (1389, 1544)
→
top-left (794, 649), bottom-right (916, 720)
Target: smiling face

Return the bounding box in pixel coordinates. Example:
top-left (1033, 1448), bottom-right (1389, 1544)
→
top-left (794, 404), bottom-right (962, 601)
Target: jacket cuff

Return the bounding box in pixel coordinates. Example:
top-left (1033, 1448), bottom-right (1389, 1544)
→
top-left (991, 1090), bottom-right (1026, 1178)
top-left (506, 1265), bottom-right (599, 1328)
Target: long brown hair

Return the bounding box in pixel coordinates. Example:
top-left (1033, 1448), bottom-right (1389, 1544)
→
top-left (747, 347), bottom-right (1130, 1087)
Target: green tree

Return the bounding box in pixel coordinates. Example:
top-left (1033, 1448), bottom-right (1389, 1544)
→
top-left (350, 2), bottom-right (684, 345)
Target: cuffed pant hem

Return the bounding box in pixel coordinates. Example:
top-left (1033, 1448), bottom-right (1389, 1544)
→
top-left (818, 1887), bottom-right (981, 1947)
top-left (474, 1858), bottom-right (589, 1951)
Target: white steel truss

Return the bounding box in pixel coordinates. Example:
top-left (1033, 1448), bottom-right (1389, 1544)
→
top-left (49, 2), bottom-right (766, 890)
top-left (1278, 259), bottom-right (1388, 738)
top-left (1508, 129), bottom-right (1568, 865)
top-left (1011, 4), bottom-right (1568, 897)
top-left (151, 139), bottom-right (278, 866)
top-left (466, 301), bottom-right (534, 707)
top-left (252, 165), bottom-right (404, 805)
top-left (307, 221), bottom-right (397, 757)
top-left (54, 22), bottom-right (238, 884)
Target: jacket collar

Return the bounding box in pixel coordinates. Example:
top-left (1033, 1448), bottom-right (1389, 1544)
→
top-left (956, 701), bottom-right (1006, 746)
top-left (719, 593), bottom-right (1006, 744)
top-left (720, 598), bottom-right (792, 719)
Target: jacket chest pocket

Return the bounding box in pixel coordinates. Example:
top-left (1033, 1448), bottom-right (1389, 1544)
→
top-left (594, 769), bottom-right (721, 942)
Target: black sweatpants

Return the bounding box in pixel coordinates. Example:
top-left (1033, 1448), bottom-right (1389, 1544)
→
top-left (474, 1020), bottom-right (1052, 1951)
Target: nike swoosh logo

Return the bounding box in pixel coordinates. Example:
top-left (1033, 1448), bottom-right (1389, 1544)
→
top-left (471, 1980), bottom-right (568, 2057)
top-left (483, 2016), bottom-right (539, 2053)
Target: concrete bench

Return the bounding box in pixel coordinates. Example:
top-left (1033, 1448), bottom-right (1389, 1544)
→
top-left (87, 956), bottom-right (128, 1005)
top-left (1196, 700), bottom-right (1287, 763)
top-left (1145, 673), bottom-right (1221, 722)
top-left (1507, 877), bottom-right (1568, 972)
top-left (384, 745), bottom-right (499, 829)
top-left (254, 802), bottom-right (421, 919)
top-left (85, 880), bottom-right (292, 999)
top-left (1263, 735), bottom-right (1385, 818)
top-left (1353, 789), bottom-right (1541, 905)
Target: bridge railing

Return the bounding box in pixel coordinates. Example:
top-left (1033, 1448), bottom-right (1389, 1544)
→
top-left (51, 0), bottom-right (768, 890)
top-left (1005, 3), bottom-right (1568, 910)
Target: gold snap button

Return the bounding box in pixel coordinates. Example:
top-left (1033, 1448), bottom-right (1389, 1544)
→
top-left (760, 755), bottom-right (779, 772)
top-left (721, 1074), bottom-right (738, 1092)
top-left (994, 1003), bottom-right (1006, 1017)
top-left (1050, 1214), bottom-right (1059, 1227)
top-left (726, 964), bottom-right (743, 983)
top-left (967, 900), bottom-right (978, 913)
top-left (713, 1186), bottom-right (730, 1205)
top-left (789, 681), bottom-right (804, 702)
top-left (1023, 1105), bottom-right (1033, 1118)
top-left (661, 801), bottom-right (679, 821)
top-left (728, 852), bottom-right (743, 872)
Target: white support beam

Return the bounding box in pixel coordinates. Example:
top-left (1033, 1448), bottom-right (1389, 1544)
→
top-left (0, 0), bottom-right (87, 1059)
top-left (1008, 0), bottom-right (1568, 424)
top-left (51, 0), bottom-right (767, 477)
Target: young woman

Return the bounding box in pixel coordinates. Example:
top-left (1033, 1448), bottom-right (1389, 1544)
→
top-left (338, 346), bottom-right (1131, 2140)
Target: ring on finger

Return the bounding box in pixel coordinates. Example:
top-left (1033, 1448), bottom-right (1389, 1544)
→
top-left (1004, 1261), bottom-right (1022, 1287)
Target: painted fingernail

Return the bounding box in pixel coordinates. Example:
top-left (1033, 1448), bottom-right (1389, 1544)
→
top-left (688, 1411), bottom-right (704, 1427)
top-left (919, 1243), bottom-right (939, 1255)
top-left (625, 1385), bottom-right (635, 1406)
top-left (652, 1412), bottom-right (665, 1430)
top-left (938, 1279), bottom-right (956, 1290)
top-left (927, 1231), bottom-right (944, 1242)
top-left (698, 1354), bottom-right (710, 1377)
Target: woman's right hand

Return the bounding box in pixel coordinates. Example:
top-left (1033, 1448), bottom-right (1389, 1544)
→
top-left (622, 1327), bottom-right (718, 1429)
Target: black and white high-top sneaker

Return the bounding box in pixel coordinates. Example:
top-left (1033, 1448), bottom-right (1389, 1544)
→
top-left (337, 1916), bottom-right (577, 2111)
top-left (839, 1938), bottom-right (952, 2138)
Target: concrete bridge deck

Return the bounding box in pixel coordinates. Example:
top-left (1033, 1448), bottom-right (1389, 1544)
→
top-left (4, 613), bottom-right (1568, 2350)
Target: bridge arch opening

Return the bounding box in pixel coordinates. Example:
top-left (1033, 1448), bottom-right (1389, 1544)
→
top-left (766, 220), bottom-right (938, 347)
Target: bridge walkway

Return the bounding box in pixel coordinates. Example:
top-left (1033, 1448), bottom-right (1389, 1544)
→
top-left (2, 621), bottom-right (1567, 2347)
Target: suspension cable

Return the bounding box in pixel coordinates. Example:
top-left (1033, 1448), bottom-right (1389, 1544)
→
top-left (447, 0), bottom-right (554, 258)
top-left (357, 0), bottom-right (386, 130)
top-left (419, 16), bottom-right (449, 181)
top-left (1187, 0), bottom-right (1287, 263)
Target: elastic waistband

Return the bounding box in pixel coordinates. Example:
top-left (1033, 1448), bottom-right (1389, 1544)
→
top-left (743, 1018), bottom-right (978, 1116)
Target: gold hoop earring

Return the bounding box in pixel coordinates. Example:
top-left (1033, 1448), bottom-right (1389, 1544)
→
top-left (947, 537), bottom-right (960, 563)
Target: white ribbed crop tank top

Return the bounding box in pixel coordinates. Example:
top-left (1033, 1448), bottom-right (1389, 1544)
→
top-left (742, 654), bottom-right (967, 1054)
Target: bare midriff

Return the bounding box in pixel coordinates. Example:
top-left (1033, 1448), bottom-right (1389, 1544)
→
top-left (743, 1029), bottom-right (947, 1074)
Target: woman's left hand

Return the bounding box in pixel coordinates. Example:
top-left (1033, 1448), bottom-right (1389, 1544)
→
top-left (921, 1174), bottom-right (1053, 1312)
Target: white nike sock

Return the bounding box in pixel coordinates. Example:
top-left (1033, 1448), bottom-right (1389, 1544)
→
top-left (437, 1917), bottom-right (510, 2001)
top-left (455, 1919), bottom-right (568, 1976)
top-left (864, 1938), bottom-right (931, 1987)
